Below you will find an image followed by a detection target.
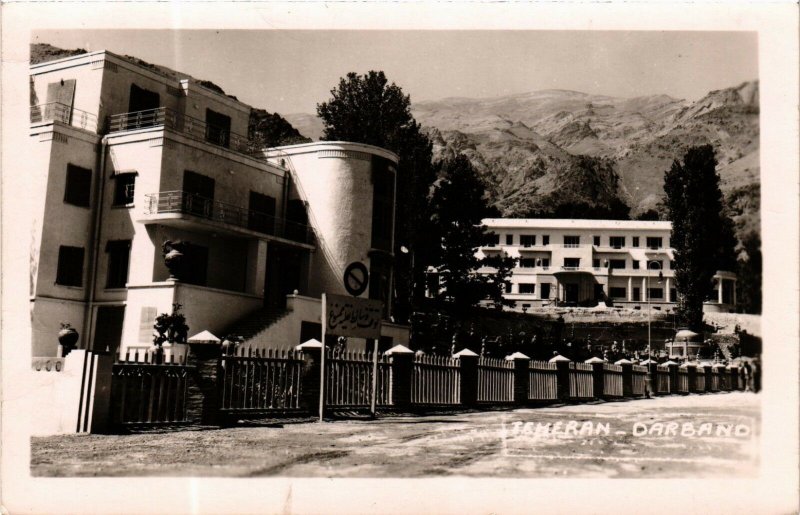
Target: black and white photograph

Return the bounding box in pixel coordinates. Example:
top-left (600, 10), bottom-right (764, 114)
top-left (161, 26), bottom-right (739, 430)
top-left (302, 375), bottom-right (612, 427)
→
top-left (2, 3), bottom-right (798, 514)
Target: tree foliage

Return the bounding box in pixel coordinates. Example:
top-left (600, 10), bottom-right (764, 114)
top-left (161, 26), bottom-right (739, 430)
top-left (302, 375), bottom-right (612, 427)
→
top-left (736, 231), bottom-right (762, 314)
top-left (427, 155), bottom-right (517, 313)
top-left (317, 71), bottom-right (436, 323)
top-left (663, 145), bottom-right (737, 330)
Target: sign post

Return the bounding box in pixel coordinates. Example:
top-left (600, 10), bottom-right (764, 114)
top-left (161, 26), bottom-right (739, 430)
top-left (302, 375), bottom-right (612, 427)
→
top-left (318, 293), bottom-right (327, 422)
top-left (370, 337), bottom-right (378, 416)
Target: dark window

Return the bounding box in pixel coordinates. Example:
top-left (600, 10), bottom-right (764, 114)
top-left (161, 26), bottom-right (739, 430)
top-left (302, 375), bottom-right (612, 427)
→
top-left (632, 237), bottom-right (640, 247)
top-left (92, 306), bottom-right (125, 353)
top-left (205, 109), bottom-right (231, 148)
top-left (371, 161), bottom-right (395, 251)
top-left (248, 191), bottom-right (276, 234)
top-left (519, 283), bottom-right (535, 294)
top-left (542, 235), bottom-right (550, 246)
top-left (56, 246), bottom-right (84, 286)
top-left (610, 236), bottom-right (625, 248)
top-left (540, 258), bottom-right (550, 267)
top-left (610, 259), bottom-right (626, 270)
top-left (564, 257), bottom-right (581, 268)
top-left (540, 283), bottom-right (551, 300)
top-left (520, 235), bottom-right (536, 247)
top-left (592, 259), bottom-right (600, 268)
top-left (564, 235), bottom-right (580, 247)
top-left (520, 258), bottom-right (536, 268)
top-left (609, 287), bottom-right (627, 299)
top-left (648, 288), bottom-right (664, 300)
top-left (633, 287), bottom-right (641, 301)
top-left (182, 244), bottom-right (209, 286)
top-left (183, 170), bottom-right (215, 217)
top-left (646, 237), bottom-right (663, 249)
top-left (105, 240), bottom-right (131, 288)
top-left (670, 288), bottom-right (677, 302)
top-left (505, 234), bottom-right (513, 245)
top-left (632, 261), bottom-right (640, 270)
top-left (64, 164), bottom-right (91, 207)
top-left (503, 281), bottom-right (513, 293)
top-left (127, 84), bottom-right (160, 129)
top-left (593, 236), bottom-right (601, 246)
top-left (112, 173), bottom-right (136, 206)
top-left (286, 199), bottom-right (309, 243)
top-left (486, 232), bottom-right (500, 247)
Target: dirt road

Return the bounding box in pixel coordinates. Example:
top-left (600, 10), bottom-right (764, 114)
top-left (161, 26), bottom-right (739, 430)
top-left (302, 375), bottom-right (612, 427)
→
top-left (31, 392), bottom-right (759, 478)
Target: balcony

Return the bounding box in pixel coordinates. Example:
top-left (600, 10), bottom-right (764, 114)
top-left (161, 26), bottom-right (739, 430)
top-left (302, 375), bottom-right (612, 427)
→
top-left (107, 107), bottom-right (263, 159)
top-left (30, 103), bottom-right (98, 132)
top-left (143, 191), bottom-right (314, 246)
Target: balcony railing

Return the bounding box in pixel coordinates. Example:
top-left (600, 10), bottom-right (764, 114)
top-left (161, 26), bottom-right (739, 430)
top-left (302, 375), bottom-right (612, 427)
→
top-left (145, 191), bottom-right (313, 245)
top-left (30, 102), bottom-right (98, 132)
top-left (108, 107), bottom-right (263, 159)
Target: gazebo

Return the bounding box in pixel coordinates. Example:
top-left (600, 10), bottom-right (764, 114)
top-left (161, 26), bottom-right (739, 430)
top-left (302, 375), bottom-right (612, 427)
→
top-left (668, 328), bottom-right (703, 360)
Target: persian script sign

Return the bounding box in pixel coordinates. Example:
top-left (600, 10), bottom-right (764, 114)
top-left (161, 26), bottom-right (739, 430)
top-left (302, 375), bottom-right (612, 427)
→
top-left (325, 293), bottom-right (383, 338)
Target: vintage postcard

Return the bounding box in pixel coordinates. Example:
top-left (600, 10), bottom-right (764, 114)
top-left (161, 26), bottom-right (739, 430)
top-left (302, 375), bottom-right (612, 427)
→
top-left (2, 2), bottom-right (798, 514)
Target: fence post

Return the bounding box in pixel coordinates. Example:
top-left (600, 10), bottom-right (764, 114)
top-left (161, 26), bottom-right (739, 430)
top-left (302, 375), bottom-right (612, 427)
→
top-left (664, 360), bottom-right (679, 395)
top-left (686, 363), bottom-right (698, 393)
top-left (455, 348), bottom-right (479, 407)
top-left (550, 354), bottom-right (571, 402)
top-left (585, 357), bottom-right (605, 400)
top-left (88, 352), bottom-right (115, 434)
top-left (507, 352), bottom-right (531, 405)
top-left (186, 342), bottom-right (223, 425)
top-left (616, 359), bottom-right (633, 397)
top-left (702, 364), bottom-right (713, 392)
top-left (386, 345), bottom-right (414, 410)
top-left (729, 366), bottom-right (740, 391)
top-left (296, 339), bottom-right (323, 416)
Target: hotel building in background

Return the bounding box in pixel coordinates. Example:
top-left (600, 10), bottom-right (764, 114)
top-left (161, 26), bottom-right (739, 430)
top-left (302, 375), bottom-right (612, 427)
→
top-left (475, 218), bottom-right (737, 314)
top-left (28, 50), bottom-right (408, 358)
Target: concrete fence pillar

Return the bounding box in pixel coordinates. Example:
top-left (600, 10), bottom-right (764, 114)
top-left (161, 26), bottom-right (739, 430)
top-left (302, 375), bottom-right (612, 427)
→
top-left (703, 365), bottom-right (713, 392)
top-left (455, 349), bottom-right (479, 407)
top-left (667, 363), bottom-right (679, 394)
top-left (186, 342), bottom-right (223, 425)
top-left (586, 357), bottom-right (605, 399)
top-left (507, 352), bottom-right (531, 406)
top-left (88, 353), bottom-right (115, 434)
top-left (386, 345), bottom-right (414, 410)
top-left (686, 365), bottom-right (698, 393)
top-left (550, 354), bottom-right (571, 402)
top-left (616, 359), bottom-right (633, 397)
top-left (729, 366), bottom-right (740, 391)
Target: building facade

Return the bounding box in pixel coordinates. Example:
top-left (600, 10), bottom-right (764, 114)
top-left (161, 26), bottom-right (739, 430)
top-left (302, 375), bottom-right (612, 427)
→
top-left (29, 50), bottom-right (407, 357)
top-left (476, 218), bottom-right (737, 313)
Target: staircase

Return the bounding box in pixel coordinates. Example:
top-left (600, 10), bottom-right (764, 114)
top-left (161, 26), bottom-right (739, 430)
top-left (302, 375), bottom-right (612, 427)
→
top-left (221, 306), bottom-right (291, 342)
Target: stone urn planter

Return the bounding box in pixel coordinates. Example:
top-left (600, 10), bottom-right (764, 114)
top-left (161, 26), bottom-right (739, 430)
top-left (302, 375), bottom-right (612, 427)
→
top-left (58, 323), bottom-right (79, 357)
top-left (162, 240), bottom-right (187, 280)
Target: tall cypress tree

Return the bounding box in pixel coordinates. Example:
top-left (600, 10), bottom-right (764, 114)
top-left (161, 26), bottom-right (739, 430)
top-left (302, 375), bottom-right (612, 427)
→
top-left (663, 145), bottom-right (736, 330)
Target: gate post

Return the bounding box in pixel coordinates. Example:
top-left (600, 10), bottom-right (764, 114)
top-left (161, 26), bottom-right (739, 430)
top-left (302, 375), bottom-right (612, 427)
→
top-left (703, 364), bottom-right (713, 392)
top-left (386, 345), bottom-right (414, 410)
top-left (664, 361), bottom-right (679, 394)
top-left (550, 354), bottom-right (571, 402)
top-left (616, 359), bottom-right (633, 397)
top-left (585, 357), bottom-right (605, 400)
top-left (88, 352), bottom-right (115, 434)
top-left (296, 339), bottom-right (323, 416)
top-left (686, 363), bottom-right (698, 393)
top-left (507, 352), bottom-right (531, 405)
top-left (729, 366), bottom-right (740, 390)
top-left (455, 348), bottom-right (479, 407)
top-left (186, 342), bottom-right (223, 426)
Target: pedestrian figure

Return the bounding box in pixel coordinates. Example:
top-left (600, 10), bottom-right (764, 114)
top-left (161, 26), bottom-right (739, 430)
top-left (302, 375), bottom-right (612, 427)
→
top-left (752, 359), bottom-right (761, 393)
top-left (742, 361), bottom-right (752, 392)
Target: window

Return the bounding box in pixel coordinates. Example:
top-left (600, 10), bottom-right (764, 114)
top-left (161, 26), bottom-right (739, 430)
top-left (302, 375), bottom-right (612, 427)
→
top-left (540, 258), bottom-right (550, 267)
top-left (646, 237), bottom-right (663, 249)
top-left (249, 191), bottom-right (277, 234)
top-left (632, 261), bottom-right (640, 270)
top-left (564, 257), bottom-right (581, 268)
top-left (610, 236), bottom-right (625, 249)
top-left (593, 236), bottom-right (601, 246)
top-left (542, 235), bottom-right (550, 246)
top-left (183, 170), bottom-right (215, 217)
top-left (56, 246), bottom-right (84, 286)
top-left (505, 234), bottom-right (513, 245)
top-left (633, 287), bottom-right (641, 301)
top-left (610, 259), bottom-right (626, 270)
top-left (564, 235), bottom-right (580, 247)
top-left (648, 288), bottom-right (664, 300)
top-left (520, 235), bottom-right (536, 247)
top-left (592, 259), bottom-right (600, 268)
top-left (520, 258), bottom-right (536, 268)
top-left (205, 109), bottom-right (231, 148)
top-left (112, 173), bottom-right (136, 206)
top-left (519, 283), bottom-right (535, 294)
top-left (540, 283), bottom-right (551, 300)
top-left (182, 244), bottom-right (209, 287)
top-left (670, 288), bottom-right (677, 302)
top-left (486, 233), bottom-right (500, 247)
top-left (64, 164), bottom-right (92, 207)
top-left (632, 237), bottom-right (640, 247)
top-left (609, 287), bottom-right (627, 299)
top-left (647, 260), bottom-right (664, 271)
top-left (503, 281), bottom-right (513, 293)
top-left (105, 240), bottom-right (131, 288)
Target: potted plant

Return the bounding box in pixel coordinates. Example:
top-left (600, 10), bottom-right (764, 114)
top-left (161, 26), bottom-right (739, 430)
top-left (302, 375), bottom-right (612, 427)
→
top-left (57, 322), bottom-right (79, 357)
top-left (153, 303), bottom-right (189, 363)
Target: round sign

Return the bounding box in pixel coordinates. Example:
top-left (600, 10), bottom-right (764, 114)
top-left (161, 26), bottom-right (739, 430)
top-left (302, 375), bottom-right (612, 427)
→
top-left (343, 261), bottom-right (369, 296)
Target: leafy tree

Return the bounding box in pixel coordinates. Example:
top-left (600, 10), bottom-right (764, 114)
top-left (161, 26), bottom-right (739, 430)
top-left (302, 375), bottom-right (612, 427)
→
top-left (428, 155), bottom-right (517, 313)
top-left (317, 71), bottom-right (436, 323)
top-left (663, 145), bottom-right (736, 330)
top-left (736, 231), bottom-right (762, 313)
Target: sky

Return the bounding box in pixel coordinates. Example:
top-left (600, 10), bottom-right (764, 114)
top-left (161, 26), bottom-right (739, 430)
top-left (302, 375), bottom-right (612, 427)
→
top-left (34, 30), bottom-right (758, 115)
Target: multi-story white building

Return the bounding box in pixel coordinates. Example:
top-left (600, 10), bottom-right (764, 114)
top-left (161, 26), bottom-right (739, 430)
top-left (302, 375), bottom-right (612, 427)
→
top-left (29, 49), bottom-right (407, 357)
top-left (476, 218), bottom-right (737, 313)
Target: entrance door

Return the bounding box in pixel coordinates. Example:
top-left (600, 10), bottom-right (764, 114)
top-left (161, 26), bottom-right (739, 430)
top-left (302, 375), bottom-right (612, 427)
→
top-left (264, 245), bottom-right (304, 308)
top-left (93, 306), bottom-right (125, 354)
top-left (565, 283), bottom-right (579, 304)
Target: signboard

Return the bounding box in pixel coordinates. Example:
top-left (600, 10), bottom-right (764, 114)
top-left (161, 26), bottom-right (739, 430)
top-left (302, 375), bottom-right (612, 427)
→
top-left (343, 261), bottom-right (369, 297)
top-left (325, 293), bottom-right (383, 339)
